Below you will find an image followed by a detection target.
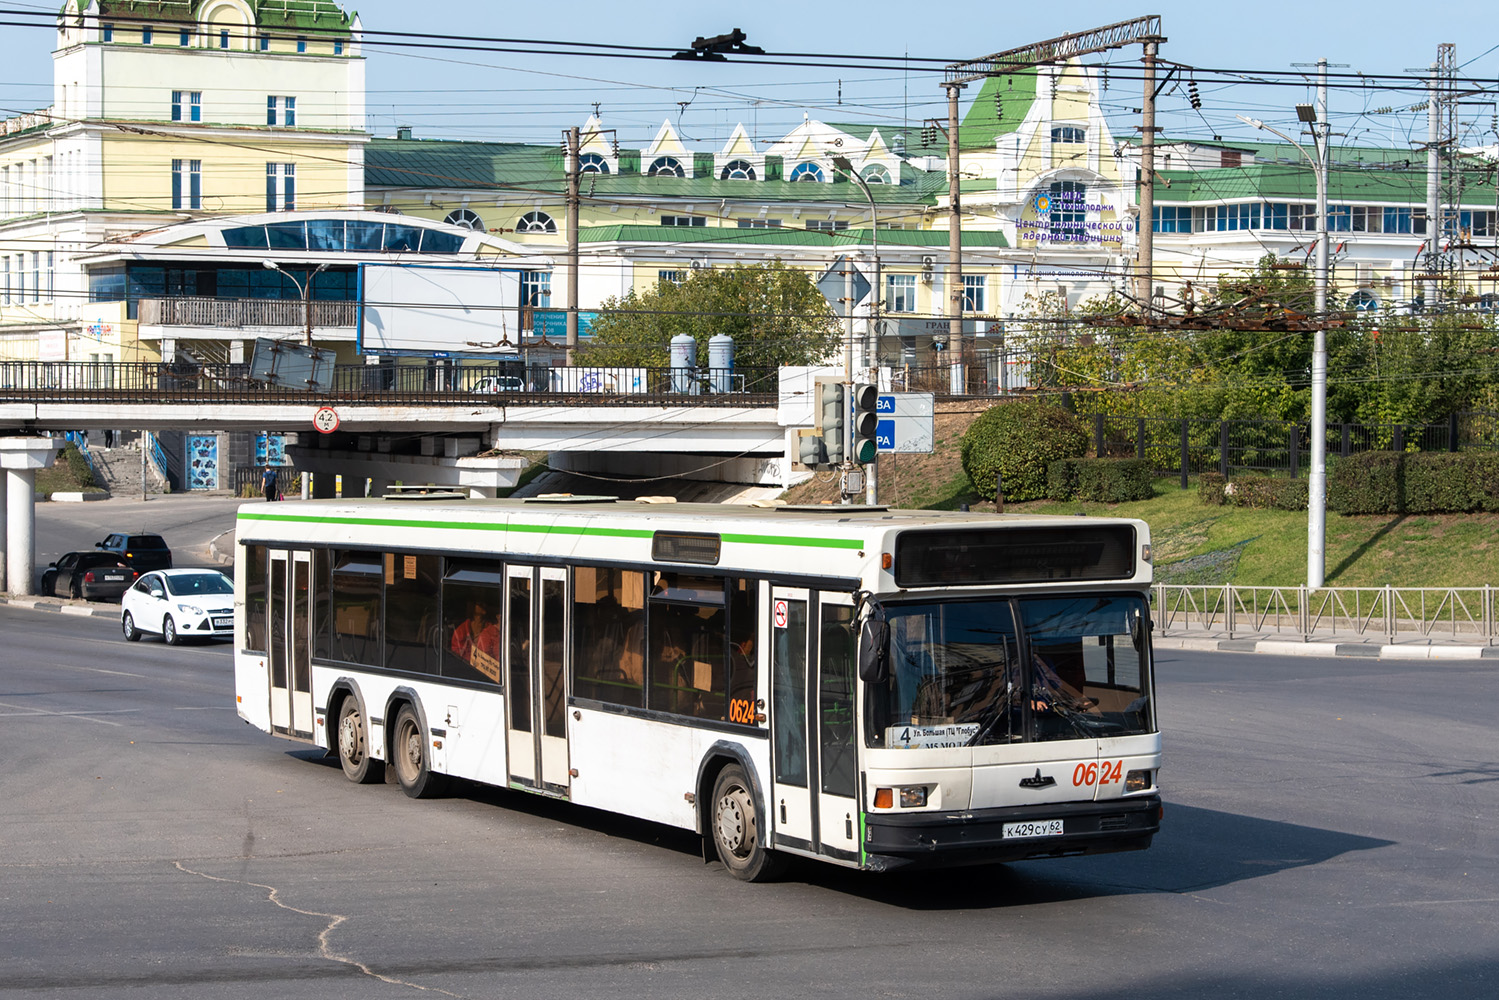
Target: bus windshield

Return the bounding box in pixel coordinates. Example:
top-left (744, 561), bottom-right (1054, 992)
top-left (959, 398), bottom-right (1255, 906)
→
top-left (867, 594), bottom-right (1153, 749)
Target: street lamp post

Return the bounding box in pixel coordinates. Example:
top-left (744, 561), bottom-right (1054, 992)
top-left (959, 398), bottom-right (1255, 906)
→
top-left (833, 156), bottom-right (881, 504)
top-left (1238, 85), bottom-right (1330, 588)
top-left (262, 260), bottom-right (330, 347)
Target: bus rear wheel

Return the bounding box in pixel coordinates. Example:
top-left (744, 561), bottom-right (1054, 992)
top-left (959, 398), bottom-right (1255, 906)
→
top-left (336, 697), bottom-right (382, 785)
top-left (391, 705), bottom-right (446, 799)
top-left (711, 764), bottom-right (787, 882)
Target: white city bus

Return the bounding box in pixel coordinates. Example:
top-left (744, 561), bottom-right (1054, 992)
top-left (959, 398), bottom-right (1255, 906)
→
top-left (233, 495), bottom-right (1162, 880)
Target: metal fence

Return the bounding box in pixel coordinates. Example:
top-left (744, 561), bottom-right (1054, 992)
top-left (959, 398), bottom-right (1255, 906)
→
top-left (1154, 583), bottom-right (1498, 643)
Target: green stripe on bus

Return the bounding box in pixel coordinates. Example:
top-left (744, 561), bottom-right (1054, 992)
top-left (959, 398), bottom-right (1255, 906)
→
top-left (236, 511), bottom-right (863, 551)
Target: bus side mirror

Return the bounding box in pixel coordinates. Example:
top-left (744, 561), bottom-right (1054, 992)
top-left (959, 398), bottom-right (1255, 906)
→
top-left (859, 616), bottom-right (889, 684)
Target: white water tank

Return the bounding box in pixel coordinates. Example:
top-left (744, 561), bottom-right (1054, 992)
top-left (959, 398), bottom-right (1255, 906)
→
top-left (670, 334), bottom-right (698, 394)
top-left (707, 334), bottom-right (734, 393)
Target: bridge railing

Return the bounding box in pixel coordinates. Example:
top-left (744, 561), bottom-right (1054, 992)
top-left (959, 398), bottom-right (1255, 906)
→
top-left (138, 297), bottom-right (359, 329)
top-left (1153, 583), bottom-right (1498, 643)
top-left (0, 360), bottom-right (781, 405)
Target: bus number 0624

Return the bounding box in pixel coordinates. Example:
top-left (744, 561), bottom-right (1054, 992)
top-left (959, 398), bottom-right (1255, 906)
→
top-left (1073, 760), bottom-right (1123, 787)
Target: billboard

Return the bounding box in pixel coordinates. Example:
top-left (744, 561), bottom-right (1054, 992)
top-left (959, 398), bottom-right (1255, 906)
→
top-left (358, 263), bottom-right (524, 357)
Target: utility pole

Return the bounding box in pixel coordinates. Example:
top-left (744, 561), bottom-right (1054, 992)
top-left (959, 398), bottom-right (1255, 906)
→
top-left (945, 82), bottom-right (965, 390)
top-left (1308, 56), bottom-right (1330, 589)
top-left (1427, 62), bottom-right (1441, 307)
top-left (1137, 38), bottom-right (1158, 317)
top-left (564, 126), bottom-right (580, 365)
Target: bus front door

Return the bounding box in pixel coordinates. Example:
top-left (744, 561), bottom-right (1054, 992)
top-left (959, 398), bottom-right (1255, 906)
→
top-left (267, 549), bottom-right (314, 740)
top-left (770, 589), bottom-right (860, 861)
top-left (506, 565), bottom-right (571, 796)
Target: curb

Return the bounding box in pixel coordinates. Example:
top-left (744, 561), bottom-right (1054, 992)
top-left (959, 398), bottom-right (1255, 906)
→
top-left (207, 529), bottom-right (235, 566)
top-left (1156, 634), bottom-right (1499, 661)
top-left (0, 596), bottom-right (120, 619)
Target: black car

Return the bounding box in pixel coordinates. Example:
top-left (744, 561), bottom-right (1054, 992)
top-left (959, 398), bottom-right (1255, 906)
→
top-left (95, 533), bottom-right (173, 572)
top-left (41, 552), bottom-right (139, 601)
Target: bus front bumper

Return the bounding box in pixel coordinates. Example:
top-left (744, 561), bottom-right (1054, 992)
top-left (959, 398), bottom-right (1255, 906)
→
top-left (862, 795), bottom-right (1162, 871)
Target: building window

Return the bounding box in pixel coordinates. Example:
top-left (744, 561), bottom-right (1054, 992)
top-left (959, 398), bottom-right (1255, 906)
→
top-left (1460, 210), bottom-right (1496, 237)
top-left (1051, 125), bottom-right (1086, 144)
top-left (578, 153), bottom-right (610, 174)
top-left (296, 36), bottom-right (307, 53)
top-left (789, 162), bottom-right (825, 183)
top-left (1214, 203), bottom-right (1260, 232)
top-left (102, 24), bottom-right (113, 42)
top-left (720, 159), bottom-right (756, 181)
top-left (179, 29), bottom-right (190, 46)
top-left (334, 40), bottom-right (344, 55)
top-left (647, 156), bottom-right (685, 178)
top-left (1153, 205), bottom-right (1191, 233)
top-left (861, 164), bottom-right (892, 184)
top-left (1348, 290), bottom-right (1379, 312)
top-left (660, 215), bottom-right (705, 227)
top-left (963, 274), bottom-right (986, 312)
top-left (735, 218), bottom-right (781, 229)
top-left (887, 274), bottom-right (916, 313)
top-left (658, 270), bottom-right (687, 285)
top-left (521, 271), bottom-right (551, 307)
top-left (1383, 207), bottom-right (1428, 235)
top-left (171, 91), bottom-right (201, 123)
top-left (3, 257), bottom-right (8, 305)
top-left (31, 252), bottom-right (40, 303)
top-left (14, 254), bottom-right (23, 302)
top-left (220, 29), bottom-right (230, 49)
top-left (258, 34), bottom-right (269, 50)
top-left (517, 211), bottom-right (557, 234)
top-left (171, 159), bottom-right (202, 210)
top-left (141, 26), bottom-right (152, 45)
top-left (266, 163), bottom-right (295, 211)
top-left (806, 220), bottom-right (848, 232)
top-left (444, 208), bottom-right (484, 230)
top-left (1048, 180), bottom-right (1087, 241)
top-left (267, 96), bottom-right (295, 126)
top-left (1326, 205), bottom-right (1351, 233)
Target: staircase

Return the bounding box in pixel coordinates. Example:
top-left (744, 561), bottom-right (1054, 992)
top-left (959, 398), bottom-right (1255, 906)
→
top-left (89, 435), bottom-right (171, 496)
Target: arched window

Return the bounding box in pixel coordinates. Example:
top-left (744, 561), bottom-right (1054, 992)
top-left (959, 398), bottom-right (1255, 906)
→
top-left (1347, 290), bottom-right (1379, 312)
top-left (720, 159), bottom-right (757, 181)
top-left (444, 208), bottom-right (484, 231)
top-left (517, 211), bottom-right (557, 234)
top-left (860, 164), bottom-right (892, 185)
top-left (578, 153), bottom-right (610, 175)
top-left (647, 156), bottom-right (685, 178)
top-left (789, 162), bottom-right (825, 183)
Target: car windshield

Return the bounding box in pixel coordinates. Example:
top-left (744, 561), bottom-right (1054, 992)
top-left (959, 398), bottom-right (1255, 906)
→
top-left (129, 536), bottom-right (169, 549)
top-left (80, 553), bottom-right (128, 568)
top-left (866, 594), bottom-right (1153, 748)
top-left (164, 573), bottom-right (232, 597)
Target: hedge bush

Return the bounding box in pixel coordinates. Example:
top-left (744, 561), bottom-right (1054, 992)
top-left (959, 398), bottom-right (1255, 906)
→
top-left (1046, 459), bottom-right (1080, 501)
top-left (61, 443), bottom-right (100, 490)
top-left (1076, 458), bottom-right (1155, 503)
top-left (1227, 476), bottom-right (1308, 511)
top-left (1198, 472), bottom-right (1227, 505)
top-left (961, 401), bottom-right (1087, 502)
top-left (1327, 452), bottom-right (1403, 515)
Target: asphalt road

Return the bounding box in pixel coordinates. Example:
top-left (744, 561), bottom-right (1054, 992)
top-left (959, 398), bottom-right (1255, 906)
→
top-left (1, 606), bottom-right (1495, 999)
top-left (35, 494), bottom-right (244, 570)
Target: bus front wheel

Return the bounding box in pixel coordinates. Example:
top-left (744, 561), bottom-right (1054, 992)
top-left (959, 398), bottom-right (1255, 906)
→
top-left (391, 705), bottom-right (446, 799)
top-left (336, 697), bottom-right (382, 785)
top-left (711, 764), bottom-right (787, 882)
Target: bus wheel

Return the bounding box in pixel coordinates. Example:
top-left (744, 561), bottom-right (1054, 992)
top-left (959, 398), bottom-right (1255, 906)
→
top-left (711, 764), bottom-right (787, 882)
top-left (336, 698), bottom-right (382, 785)
top-left (391, 705), bottom-right (446, 799)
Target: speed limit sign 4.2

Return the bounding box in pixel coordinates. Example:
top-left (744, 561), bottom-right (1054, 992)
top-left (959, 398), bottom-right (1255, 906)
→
top-left (312, 406), bottom-right (340, 434)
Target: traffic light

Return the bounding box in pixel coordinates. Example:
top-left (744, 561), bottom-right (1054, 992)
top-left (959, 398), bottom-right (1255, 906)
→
top-left (818, 382), bottom-right (845, 466)
top-left (797, 430), bottom-right (828, 469)
top-left (850, 382), bottom-right (879, 465)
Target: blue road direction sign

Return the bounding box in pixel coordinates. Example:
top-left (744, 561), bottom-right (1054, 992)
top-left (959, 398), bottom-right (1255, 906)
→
top-left (875, 392), bottom-right (935, 453)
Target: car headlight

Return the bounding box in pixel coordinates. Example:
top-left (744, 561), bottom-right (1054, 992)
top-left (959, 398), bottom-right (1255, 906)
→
top-left (177, 603), bottom-right (203, 616)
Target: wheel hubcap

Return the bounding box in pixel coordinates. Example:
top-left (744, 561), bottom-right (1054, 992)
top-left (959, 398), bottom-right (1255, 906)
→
top-left (717, 787), bottom-right (753, 857)
top-left (339, 714), bottom-right (361, 762)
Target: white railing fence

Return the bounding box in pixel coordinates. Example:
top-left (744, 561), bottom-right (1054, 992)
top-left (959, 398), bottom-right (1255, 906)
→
top-left (1153, 584), bottom-right (1497, 643)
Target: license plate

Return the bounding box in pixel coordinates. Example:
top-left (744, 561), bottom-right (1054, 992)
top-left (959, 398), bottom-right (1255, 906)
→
top-left (211, 617), bottom-right (233, 629)
top-left (1003, 819), bottom-right (1064, 839)
top-left (102, 574), bottom-right (125, 581)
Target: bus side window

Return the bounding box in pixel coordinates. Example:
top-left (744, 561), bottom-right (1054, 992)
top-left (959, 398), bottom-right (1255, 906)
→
top-left (727, 579), bottom-right (758, 725)
top-left (572, 566), bottom-right (644, 708)
top-left (244, 545), bottom-right (268, 651)
top-left (442, 557), bottom-right (505, 686)
top-left (647, 572), bottom-right (727, 721)
top-left (331, 550), bottom-right (383, 667)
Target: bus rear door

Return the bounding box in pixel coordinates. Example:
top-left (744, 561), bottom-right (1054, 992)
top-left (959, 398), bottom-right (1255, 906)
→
top-left (267, 549), bottom-right (314, 740)
top-left (506, 565), bottom-right (571, 796)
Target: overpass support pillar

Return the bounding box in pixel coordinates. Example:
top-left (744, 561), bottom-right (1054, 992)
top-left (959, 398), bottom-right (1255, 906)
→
top-left (311, 472), bottom-right (337, 499)
top-left (1, 438), bottom-right (58, 596)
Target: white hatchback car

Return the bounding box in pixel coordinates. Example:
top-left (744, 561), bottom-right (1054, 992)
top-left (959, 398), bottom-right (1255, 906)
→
top-left (121, 569), bottom-right (234, 645)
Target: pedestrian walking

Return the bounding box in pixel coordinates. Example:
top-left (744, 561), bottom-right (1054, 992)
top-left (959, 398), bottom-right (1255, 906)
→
top-left (261, 465), bottom-right (279, 502)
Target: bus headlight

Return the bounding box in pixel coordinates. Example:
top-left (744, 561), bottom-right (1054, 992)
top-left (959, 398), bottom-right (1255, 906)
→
top-left (898, 786), bottom-right (928, 808)
top-left (1125, 769), bottom-right (1153, 792)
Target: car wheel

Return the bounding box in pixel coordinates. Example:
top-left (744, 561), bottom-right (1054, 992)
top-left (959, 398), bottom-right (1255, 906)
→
top-left (336, 697), bottom-right (383, 785)
top-left (41, 572), bottom-right (55, 596)
top-left (391, 704), bottom-right (446, 799)
top-left (122, 612), bottom-right (141, 642)
top-left (711, 764), bottom-right (788, 882)
top-left (163, 615), bottom-right (179, 646)
top-left (69, 580), bottom-right (82, 601)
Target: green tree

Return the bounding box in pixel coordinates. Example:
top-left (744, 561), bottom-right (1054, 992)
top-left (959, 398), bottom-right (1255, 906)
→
top-left (580, 262), bottom-right (841, 368)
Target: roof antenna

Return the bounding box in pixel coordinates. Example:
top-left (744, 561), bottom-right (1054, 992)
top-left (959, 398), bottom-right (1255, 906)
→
top-left (591, 102), bottom-right (601, 120)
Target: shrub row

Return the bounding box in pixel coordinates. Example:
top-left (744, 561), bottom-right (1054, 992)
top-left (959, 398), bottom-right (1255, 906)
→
top-left (1198, 472), bottom-right (1309, 511)
top-left (961, 401), bottom-right (1088, 502)
top-left (1328, 451), bottom-right (1499, 514)
top-left (1047, 458), bottom-right (1155, 503)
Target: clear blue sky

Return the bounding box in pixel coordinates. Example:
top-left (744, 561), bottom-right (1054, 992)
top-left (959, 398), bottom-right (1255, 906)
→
top-left (0, 0), bottom-right (1494, 150)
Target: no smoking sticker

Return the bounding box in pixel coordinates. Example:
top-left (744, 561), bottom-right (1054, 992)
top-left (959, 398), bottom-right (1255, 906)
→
top-left (773, 599), bottom-right (788, 628)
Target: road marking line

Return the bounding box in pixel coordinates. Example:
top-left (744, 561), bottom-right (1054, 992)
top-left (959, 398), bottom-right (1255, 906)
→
top-left (0, 700), bottom-right (132, 726)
